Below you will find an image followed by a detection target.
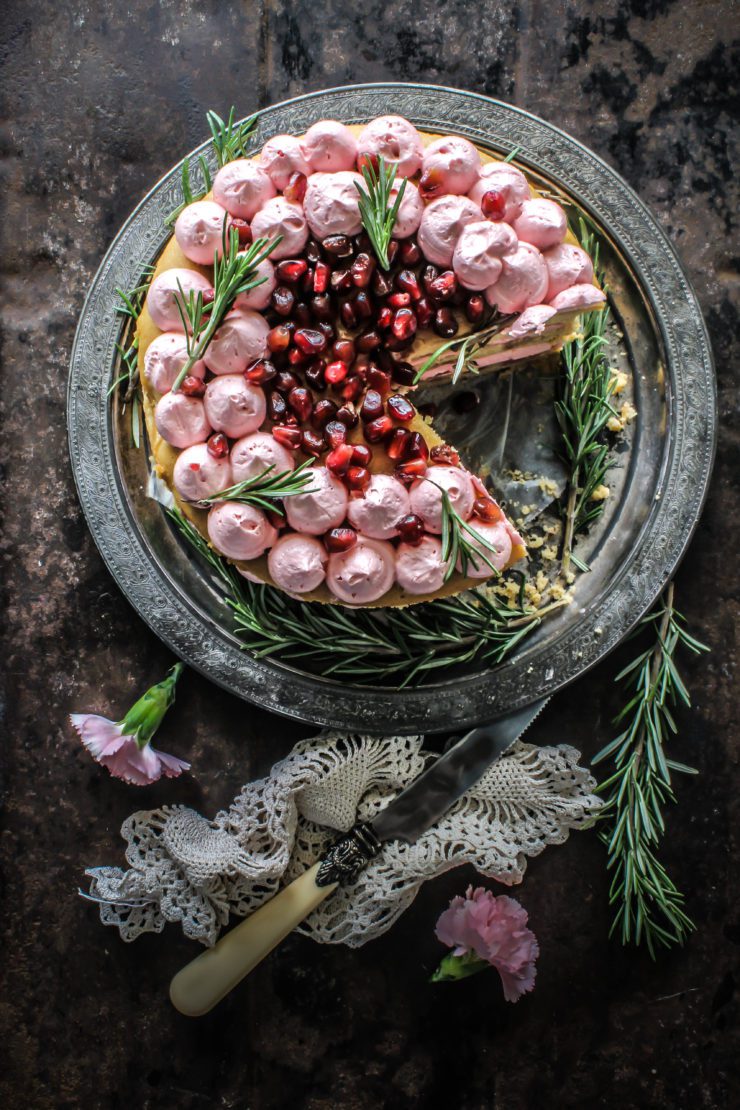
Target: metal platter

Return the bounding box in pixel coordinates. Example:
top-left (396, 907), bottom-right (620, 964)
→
top-left (68, 83), bottom-right (716, 734)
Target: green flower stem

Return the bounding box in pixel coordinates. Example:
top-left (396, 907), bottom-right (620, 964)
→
top-left (118, 663), bottom-right (184, 749)
top-left (430, 951), bottom-right (489, 983)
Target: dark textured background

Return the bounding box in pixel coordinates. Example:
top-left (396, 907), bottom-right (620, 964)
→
top-left (1, 2), bottom-right (738, 1107)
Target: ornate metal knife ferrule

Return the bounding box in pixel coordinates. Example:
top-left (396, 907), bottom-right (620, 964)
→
top-left (315, 822), bottom-right (382, 887)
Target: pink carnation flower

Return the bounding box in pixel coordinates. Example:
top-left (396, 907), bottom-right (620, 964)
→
top-left (70, 663), bottom-right (190, 786)
top-left (434, 886), bottom-right (539, 1002)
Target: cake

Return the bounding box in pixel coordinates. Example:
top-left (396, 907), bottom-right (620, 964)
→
top-left (137, 115), bottom-right (605, 607)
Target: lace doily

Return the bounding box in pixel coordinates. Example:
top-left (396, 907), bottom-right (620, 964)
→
top-left (85, 732), bottom-right (601, 948)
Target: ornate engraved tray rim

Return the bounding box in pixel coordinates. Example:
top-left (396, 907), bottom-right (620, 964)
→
top-left (67, 83), bottom-right (716, 734)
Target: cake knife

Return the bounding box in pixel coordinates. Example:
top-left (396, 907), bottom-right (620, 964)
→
top-left (170, 697), bottom-right (548, 1016)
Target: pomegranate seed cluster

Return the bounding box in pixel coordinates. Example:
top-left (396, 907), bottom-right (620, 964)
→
top-left (146, 116), bottom-right (604, 603)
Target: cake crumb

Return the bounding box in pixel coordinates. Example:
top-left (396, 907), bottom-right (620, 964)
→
top-left (591, 484), bottom-right (610, 502)
top-left (611, 370), bottom-right (629, 395)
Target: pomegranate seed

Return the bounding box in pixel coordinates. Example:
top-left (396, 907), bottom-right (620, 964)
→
top-left (305, 359), bottom-right (327, 390)
top-left (340, 299), bottom-right (359, 329)
top-left (422, 264), bottom-right (439, 293)
top-left (276, 259), bottom-right (308, 283)
top-left (354, 291), bottom-right (373, 320)
top-left (313, 261), bottom-right (331, 293)
top-left (466, 294), bottom-right (486, 324)
top-left (268, 390), bottom-right (288, 422)
top-left (324, 526), bottom-right (358, 552)
top-left (245, 358), bottom-right (277, 384)
top-left (341, 376), bottom-right (363, 402)
top-left (365, 415), bottom-right (394, 443)
top-left (396, 270), bottom-right (422, 300)
top-left (351, 444), bottom-right (372, 466)
top-left (323, 234), bottom-right (353, 257)
top-left (316, 321), bottom-right (335, 342)
top-left (387, 428), bottom-right (412, 461)
top-left (357, 329), bottom-right (382, 352)
top-left (288, 387), bottom-right (313, 421)
top-left (333, 338), bottom-right (355, 364)
top-left (326, 443), bottom-right (354, 474)
top-left (418, 167), bottom-right (445, 201)
top-left (301, 266), bottom-right (315, 295)
top-left (335, 402), bottom-right (359, 428)
top-left (288, 347), bottom-right (310, 366)
top-left (434, 307), bottom-right (458, 338)
top-left (473, 496), bottom-right (505, 523)
top-left (294, 328), bottom-right (327, 355)
top-left (428, 271), bottom-right (458, 302)
top-left (377, 306), bottom-right (393, 329)
top-left (294, 302), bottom-right (312, 328)
top-left (372, 270), bottom-right (392, 297)
top-left (392, 361), bottom-right (417, 385)
top-left (361, 390), bottom-right (384, 422)
top-left (392, 308), bottom-right (418, 342)
top-left (415, 296), bottom-right (433, 328)
top-left (367, 367), bottom-right (392, 393)
top-left (394, 458), bottom-right (428, 484)
top-left (207, 432), bottom-right (229, 459)
top-left (430, 444), bottom-right (460, 467)
top-left (266, 508), bottom-right (285, 531)
top-left (357, 151), bottom-right (380, 174)
top-left (267, 324), bottom-right (291, 352)
top-left (311, 399), bottom-right (337, 428)
top-left (351, 253), bottom-right (375, 288)
top-left (353, 356), bottom-right (370, 380)
top-left (388, 395), bottom-right (415, 422)
top-left (284, 171), bottom-right (308, 204)
top-left (405, 432), bottom-right (429, 460)
top-left (275, 370), bottom-right (300, 393)
top-left (301, 429), bottom-right (326, 456)
top-left (271, 286), bottom-right (295, 316)
top-left (345, 466), bottom-right (371, 491)
top-left (180, 375), bottom-right (205, 396)
top-left (306, 239), bottom-right (322, 263)
top-left (395, 513), bottom-right (425, 544)
top-left (231, 218), bottom-right (252, 245)
top-left (399, 238), bottom-right (422, 265)
top-left (331, 268), bottom-right (352, 292)
top-left (481, 188), bottom-right (507, 220)
top-left (325, 420), bottom-right (348, 448)
top-left (388, 291), bottom-right (411, 308)
top-left (325, 360), bottom-right (349, 385)
top-left (272, 425), bottom-right (302, 450)
top-left (201, 287), bottom-right (215, 305)
top-left (386, 240), bottom-right (399, 265)
top-left (310, 294), bottom-right (332, 322)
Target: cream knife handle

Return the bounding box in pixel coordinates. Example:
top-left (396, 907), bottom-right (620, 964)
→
top-left (169, 862), bottom-right (336, 1017)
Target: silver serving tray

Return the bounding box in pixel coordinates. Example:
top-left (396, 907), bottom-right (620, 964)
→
top-left (68, 84), bottom-right (716, 734)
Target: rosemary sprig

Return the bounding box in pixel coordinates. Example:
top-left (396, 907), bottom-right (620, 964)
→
top-left (111, 273), bottom-right (154, 448)
top-left (164, 155), bottom-right (214, 228)
top-left (413, 312), bottom-right (515, 385)
top-left (114, 265), bottom-right (155, 320)
top-left (202, 461), bottom-right (317, 515)
top-left (593, 583), bottom-right (709, 956)
top-left (206, 108), bottom-right (258, 167)
top-left (555, 219), bottom-right (617, 573)
top-left (171, 225), bottom-right (281, 391)
top-left (503, 146), bottom-right (521, 163)
top-left (435, 487), bottom-right (503, 581)
top-left (355, 156), bottom-right (407, 270)
top-left (166, 507), bottom-right (550, 687)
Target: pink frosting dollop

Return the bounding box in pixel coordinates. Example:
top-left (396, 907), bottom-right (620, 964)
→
top-left (326, 537), bottom-right (396, 605)
top-left (143, 332), bottom-right (205, 394)
top-left (267, 533), bottom-right (328, 594)
top-left (347, 475), bottom-right (411, 540)
top-left (485, 243), bottom-right (549, 314)
top-left (390, 179), bottom-right (424, 239)
top-left (356, 116), bottom-right (424, 178)
top-left (207, 501), bottom-right (277, 561)
top-left (418, 195), bottom-right (484, 268)
top-left (457, 520), bottom-right (512, 578)
top-left (543, 242), bottom-right (595, 301)
top-left (203, 309), bottom-right (269, 375)
top-left (212, 159), bottom-right (276, 220)
top-left (304, 172), bottom-right (364, 239)
top-left (203, 375), bottom-right (266, 438)
top-left (300, 120), bottom-right (358, 172)
top-left (452, 220), bottom-right (518, 290)
top-left (512, 199), bottom-right (568, 251)
top-left (174, 200), bottom-right (230, 266)
top-left (146, 269), bottom-right (213, 332)
top-left (550, 284), bottom-right (606, 311)
top-left (233, 257), bottom-right (277, 311)
top-left (259, 134), bottom-right (311, 190)
top-left (251, 197), bottom-right (309, 260)
top-left (284, 466), bottom-right (349, 535)
top-left (395, 535), bottom-right (448, 595)
top-left (468, 163), bottom-right (532, 222)
top-left (154, 392), bottom-right (211, 449)
top-left (421, 136), bottom-right (482, 196)
top-left (409, 466), bottom-right (476, 534)
top-left (173, 443), bottom-right (233, 503)
top-left (508, 304), bottom-right (557, 339)
top-left (230, 431), bottom-right (296, 483)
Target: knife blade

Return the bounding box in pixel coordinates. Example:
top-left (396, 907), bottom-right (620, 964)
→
top-left (170, 697), bottom-right (548, 1016)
